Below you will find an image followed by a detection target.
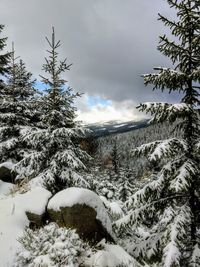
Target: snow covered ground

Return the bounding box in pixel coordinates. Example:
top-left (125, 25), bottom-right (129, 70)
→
top-left (0, 184), bottom-right (51, 267)
top-left (0, 180), bottom-right (14, 199)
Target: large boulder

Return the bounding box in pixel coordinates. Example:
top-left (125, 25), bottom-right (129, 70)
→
top-left (0, 162), bottom-right (16, 183)
top-left (47, 187), bottom-right (114, 243)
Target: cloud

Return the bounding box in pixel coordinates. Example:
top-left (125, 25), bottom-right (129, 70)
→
top-left (0, 0), bottom-right (180, 122)
top-left (75, 94), bottom-right (145, 124)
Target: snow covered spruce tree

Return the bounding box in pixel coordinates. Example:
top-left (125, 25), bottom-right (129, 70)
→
top-left (16, 28), bottom-right (90, 193)
top-left (116, 1), bottom-right (200, 266)
top-left (0, 43), bottom-right (36, 165)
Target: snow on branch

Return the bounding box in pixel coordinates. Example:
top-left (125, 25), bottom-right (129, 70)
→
top-left (132, 140), bottom-right (161, 158)
top-left (137, 102), bottom-right (193, 123)
top-left (125, 175), bottom-right (164, 210)
top-left (114, 191), bottom-right (186, 232)
top-left (22, 129), bottom-right (48, 148)
top-left (53, 149), bottom-right (86, 170)
top-left (170, 159), bottom-right (198, 192)
top-left (15, 151), bottom-right (46, 181)
top-left (149, 138), bottom-right (186, 161)
top-left (189, 244), bottom-right (200, 267)
top-left (0, 138), bottom-right (18, 152)
top-left (143, 68), bottom-right (187, 91)
top-left (132, 138), bottom-right (187, 162)
top-left (162, 205), bottom-right (190, 267)
top-left (52, 126), bottom-right (90, 139)
top-left (195, 140), bottom-right (200, 153)
top-left (125, 164), bottom-right (172, 210)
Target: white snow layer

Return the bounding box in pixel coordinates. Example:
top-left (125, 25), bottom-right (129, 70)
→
top-left (0, 187), bottom-right (51, 267)
top-left (0, 180), bottom-right (14, 199)
top-left (86, 241), bottom-right (139, 267)
top-left (113, 123), bottom-right (127, 128)
top-left (48, 187), bottom-right (112, 234)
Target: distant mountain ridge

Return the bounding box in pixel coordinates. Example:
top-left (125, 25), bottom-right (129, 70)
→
top-left (86, 119), bottom-right (149, 138)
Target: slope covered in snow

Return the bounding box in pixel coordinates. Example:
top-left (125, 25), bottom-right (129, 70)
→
top-left (0, 187), bottom-right (51, 267)
top-left (86, 119), bottom-right (149, 137)
top-left (0, 180), bottom-right (14, 199)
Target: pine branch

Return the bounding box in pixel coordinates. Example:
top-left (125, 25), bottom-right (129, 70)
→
top-left (167, 0), bottom-right (182, 9)
top-left (143, 68), bottom-right (188, 92)
top-left (158, 13), bottom-right (185, 35)
top-left (158, 35), bottom-right (188, 64)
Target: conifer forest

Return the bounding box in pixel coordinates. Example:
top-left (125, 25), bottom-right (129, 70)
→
top-left (0, 0), bottom-right (200, 266)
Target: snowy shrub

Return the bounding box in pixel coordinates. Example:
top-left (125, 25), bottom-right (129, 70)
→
top-left (15, 223), bottom-right (91, 267)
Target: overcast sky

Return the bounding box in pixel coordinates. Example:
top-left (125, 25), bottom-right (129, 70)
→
top-left (0, 0), bottom-right (179, 123)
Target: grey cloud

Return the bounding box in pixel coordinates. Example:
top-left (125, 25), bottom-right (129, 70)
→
top-left (0, 0), bottom-right (180, 106)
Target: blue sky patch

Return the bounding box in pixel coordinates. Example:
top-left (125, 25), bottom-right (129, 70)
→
top-left (35, 81), bottom-right (46, 91)
top-left (87, 95), bottom-right (111, 107)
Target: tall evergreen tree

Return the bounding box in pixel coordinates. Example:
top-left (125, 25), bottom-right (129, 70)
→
top-left (0, 43), bottom-right (36, 164)
top-left (16, 28), bottom-right (90, 192)
top-left (116, 1), bottom-right (200, 266)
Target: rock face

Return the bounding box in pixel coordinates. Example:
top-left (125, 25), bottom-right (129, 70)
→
top-left (47, 187), bottom-right (113, 243)
top-left (26, 211), bottom-right (46, 228)
top-left (48, 203), bottom-right (112, 243)
top-left (0, 164), bottom-right (16, 183)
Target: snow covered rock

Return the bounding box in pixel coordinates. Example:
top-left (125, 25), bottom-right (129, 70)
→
top-left (0, 187), bottom-right (51, 267)
top-left (47, 187), bottom-right (113, 243)
top-left (26, 209), bottom-right (47, 228)
top-left (0, 161), bottom-right (16, 183)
